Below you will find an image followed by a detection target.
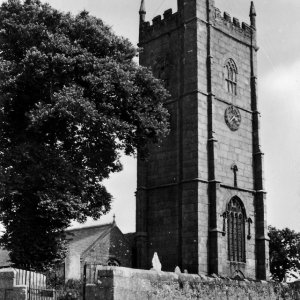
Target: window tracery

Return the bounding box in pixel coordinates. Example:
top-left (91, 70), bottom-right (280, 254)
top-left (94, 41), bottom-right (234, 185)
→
top-left (226, 197), bottom-right (246, 262)
top-left (224, 58), bottom-right (238, 95)
top-left (107, 258), bottom-right (120, 266)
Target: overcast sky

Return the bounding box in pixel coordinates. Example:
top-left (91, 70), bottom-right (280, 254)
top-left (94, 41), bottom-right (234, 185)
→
top-left (3, 0), bottom-right (300, 233)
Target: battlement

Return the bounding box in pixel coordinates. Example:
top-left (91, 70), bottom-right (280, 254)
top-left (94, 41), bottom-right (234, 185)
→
top-left (139, 5), bottom-right (254, 45)
top-left (139, 8), bottom-right (179, 43)
top-left (214, 7), bottom-right (253, 41)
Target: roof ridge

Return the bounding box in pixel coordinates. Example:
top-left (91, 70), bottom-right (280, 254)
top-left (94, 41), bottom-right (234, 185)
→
top-left (66, 222), bottom-right (114, 232)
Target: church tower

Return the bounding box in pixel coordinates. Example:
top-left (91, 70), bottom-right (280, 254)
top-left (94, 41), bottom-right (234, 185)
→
top-left (136, 0), bottom-right (269, 280)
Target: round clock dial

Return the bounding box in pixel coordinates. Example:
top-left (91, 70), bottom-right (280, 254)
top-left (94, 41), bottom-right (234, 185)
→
top-left (225, 105), bottom-right (241, 131)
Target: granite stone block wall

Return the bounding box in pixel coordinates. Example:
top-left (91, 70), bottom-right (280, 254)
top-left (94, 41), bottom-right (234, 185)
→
top-left (136, 0), bottom-right (269, 279)
top-left (86, 267), bottom-right (300, 300)
top-left (0, 268), bottom-right (46, 300)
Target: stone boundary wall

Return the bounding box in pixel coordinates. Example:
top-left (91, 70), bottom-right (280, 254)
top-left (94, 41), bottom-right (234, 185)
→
top-left (86, 266), bottom-right (300, 300)
top-left (0, 268), bottom-right (27, 300)
top-left (0, 268), bottom-right (52, 300)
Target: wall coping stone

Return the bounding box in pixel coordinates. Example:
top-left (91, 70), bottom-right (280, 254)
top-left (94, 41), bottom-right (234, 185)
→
top-left (96, 266), bottom-right (282, 286)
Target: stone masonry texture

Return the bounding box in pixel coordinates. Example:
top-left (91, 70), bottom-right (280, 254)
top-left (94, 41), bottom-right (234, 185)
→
top-left (86, 267), bottom-right (300, 300)
top-left (136, 0), bottom-right (269, 279)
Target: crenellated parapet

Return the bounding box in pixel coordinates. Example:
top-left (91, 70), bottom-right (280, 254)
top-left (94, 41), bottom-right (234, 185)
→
top-left (139, 5), bottom-right (255, 46)
top-left (139, 9), bottom-right (179, 44)
top-left (213, 7), bottom-right (254, 44)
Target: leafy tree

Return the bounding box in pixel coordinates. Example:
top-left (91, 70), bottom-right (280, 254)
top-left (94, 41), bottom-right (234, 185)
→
top-left (268, 226), bottom-right (300, 282)
top-left (0, 0), bottom-right (169, 270)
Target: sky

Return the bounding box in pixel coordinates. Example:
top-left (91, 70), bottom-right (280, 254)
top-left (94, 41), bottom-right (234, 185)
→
top-left (2, 0), bottom-right (300, 233)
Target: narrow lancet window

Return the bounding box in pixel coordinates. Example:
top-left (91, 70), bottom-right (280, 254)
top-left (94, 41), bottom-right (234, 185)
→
top-left (227, 197), bottom-right (246, 262)
top-left (224, 59), bottom-right (238, 95)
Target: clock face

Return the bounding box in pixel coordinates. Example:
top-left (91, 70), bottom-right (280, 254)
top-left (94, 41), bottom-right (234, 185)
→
top-left (224, 105), bottom-right (241, 131)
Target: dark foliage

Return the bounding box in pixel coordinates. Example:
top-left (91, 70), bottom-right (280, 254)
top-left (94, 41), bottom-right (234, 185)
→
top-left (269, 226), bottom-right (300, 282)
top-left (0, 0), bottom-right (169, 270)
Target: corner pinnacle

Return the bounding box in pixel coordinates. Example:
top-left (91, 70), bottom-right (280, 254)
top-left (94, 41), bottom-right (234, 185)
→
top-left (139, 0), bottom-right (146, 41)
top-left (250, 1), bottom-right (256, 16)
top-left (250, 1), bottom-right (256, 29)
top-left (139, 0), bottom-right (146, 15)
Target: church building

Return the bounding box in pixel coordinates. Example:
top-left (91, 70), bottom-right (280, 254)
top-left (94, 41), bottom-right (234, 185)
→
top-left (136, 0), bottom-right (269, 280)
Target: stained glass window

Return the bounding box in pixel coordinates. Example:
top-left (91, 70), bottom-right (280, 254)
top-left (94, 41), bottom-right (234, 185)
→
top-left (227, 197), bottom-right (246, 262)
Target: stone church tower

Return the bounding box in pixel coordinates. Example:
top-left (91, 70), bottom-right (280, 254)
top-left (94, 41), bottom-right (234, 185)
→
top-left (136, 0), bottom-right (269, 280)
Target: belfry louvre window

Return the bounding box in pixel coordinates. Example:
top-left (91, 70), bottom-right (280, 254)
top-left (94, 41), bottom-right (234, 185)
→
top-left (225, 59), bottom-right (237, 95)
top-left (227, 197), bottom-right (246, 262)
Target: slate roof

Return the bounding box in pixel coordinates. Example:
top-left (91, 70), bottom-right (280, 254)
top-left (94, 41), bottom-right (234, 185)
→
top-left (124, 232), bottom-right (135, 248)
top-left (66, 223), bottom-right (114, 256)
top-left (0, 222), bottom-right (116, 267)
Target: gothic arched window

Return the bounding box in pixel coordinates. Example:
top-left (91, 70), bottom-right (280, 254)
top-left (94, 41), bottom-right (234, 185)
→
top-left (107, 258), bottom-right (120, 266)
top-left (224, 59), bottom-right (238, 95)
top-left (227, 197), bottom-right (246, 262)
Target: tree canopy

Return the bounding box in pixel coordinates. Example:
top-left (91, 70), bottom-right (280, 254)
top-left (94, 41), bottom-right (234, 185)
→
top-left (0, 0), bottom-right (169, 270)
top-left (269, 226), bottom-right (300, 282)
